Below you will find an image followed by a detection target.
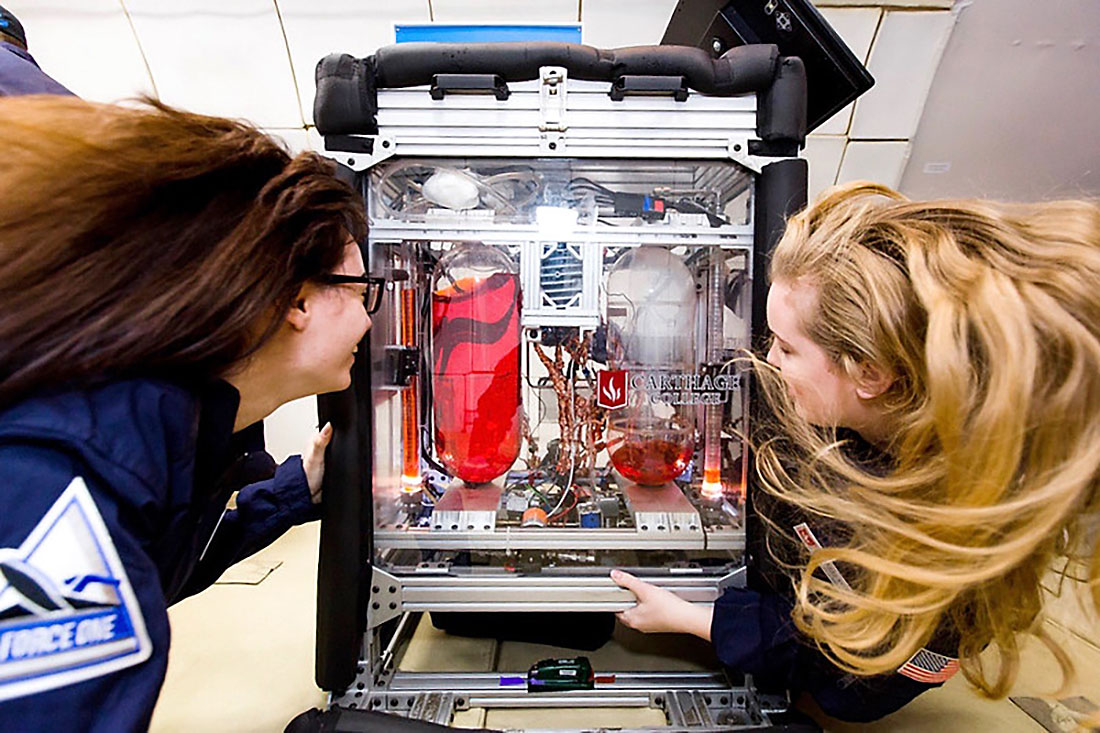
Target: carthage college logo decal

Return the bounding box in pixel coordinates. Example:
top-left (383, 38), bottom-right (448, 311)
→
top-left (597, 370), bottom-right (628, 410)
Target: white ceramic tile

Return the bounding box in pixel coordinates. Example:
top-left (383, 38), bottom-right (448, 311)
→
top-left (816, 0), bottom-right (952, 6)
top-left (278, 0), bottom-right (430, 126)
top-left (803, 135), bottom-right (847, 202)
top-left (263, 394), bottom-right (318, 462)
top-left (837, 140), bottom-right (910, 188)
top-left (818, 7), bottom-right (881, 66)
top-left (3, 1), bottom-right (154, 103)
top-left (124, 0), bottom-right (302, 128)
top-left (814, 102), bottom-right (854, 136)
top-left (430, 0), bottom-right (578, 24)
top-left (850, 10), bottom-right (955, 140)
top-left (581, 0), bottom-right (678, 48)
top-left (306, 126), bottom-right (326, 153)
top-left (263, 127), bottom-right (313, 157)
top-left (813, 7), bottom-right (881, 135)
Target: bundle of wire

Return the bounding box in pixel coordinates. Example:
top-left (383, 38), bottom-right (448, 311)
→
top-left (565, 177), bottom-right (729, 226)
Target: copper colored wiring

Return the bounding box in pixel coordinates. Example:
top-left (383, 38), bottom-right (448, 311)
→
top-left (535, 335), bottom-right (607, 487)
top-left (533, 342), bottom-right (574, 473)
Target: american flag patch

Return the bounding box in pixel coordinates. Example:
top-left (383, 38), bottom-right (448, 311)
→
top-left (897, 648), bottom-right (960, 684)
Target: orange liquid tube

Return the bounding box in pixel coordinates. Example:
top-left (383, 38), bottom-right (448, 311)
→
top-left (700, 249), bottom-right (725, 501)
top-left (400, 287), bottom-right (421, 491)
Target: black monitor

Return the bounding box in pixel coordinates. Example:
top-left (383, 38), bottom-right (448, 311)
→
top-left (662, 0), bottom-right (874, 132)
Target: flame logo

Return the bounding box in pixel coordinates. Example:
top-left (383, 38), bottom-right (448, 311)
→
top-left (597, 370), bottom-right (627, 410)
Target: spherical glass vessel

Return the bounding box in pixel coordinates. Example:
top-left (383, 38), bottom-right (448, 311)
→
top-left (604, 246), bottom-right (697, 486)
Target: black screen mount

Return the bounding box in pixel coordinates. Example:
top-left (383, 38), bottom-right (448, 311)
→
top-left (662, 0), bottom-right (874, 132)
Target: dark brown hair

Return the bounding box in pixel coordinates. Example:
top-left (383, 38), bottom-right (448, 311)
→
top-left (0, 95), bottom-right (366, 408)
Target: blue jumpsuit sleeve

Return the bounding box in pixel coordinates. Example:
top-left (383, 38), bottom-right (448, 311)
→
top-left (710, 587), bottom-right (946, 722)
top-left (0, 442), bottom-right (168, 733)
top-left (710, 586), bottom-right (800, 679)
top-left (174, 455), bottom-right (317, 600)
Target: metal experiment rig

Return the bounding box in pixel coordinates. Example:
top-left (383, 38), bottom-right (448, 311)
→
top-left (309, 4), bottom-right (870, 730)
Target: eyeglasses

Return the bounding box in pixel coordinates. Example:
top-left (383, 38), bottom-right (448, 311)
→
top-left (318, 274), bottom-right (386, 314)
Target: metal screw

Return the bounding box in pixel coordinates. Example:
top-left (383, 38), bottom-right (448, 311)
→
top-left (712, 38), bottom-right (723, 55)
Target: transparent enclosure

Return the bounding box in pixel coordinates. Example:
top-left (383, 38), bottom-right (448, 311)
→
top-left (366, 157), bottom-right (755, 581)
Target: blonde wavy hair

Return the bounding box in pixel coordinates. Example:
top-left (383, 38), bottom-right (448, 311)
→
top-left (754, 181), bottom-right (1100, 697)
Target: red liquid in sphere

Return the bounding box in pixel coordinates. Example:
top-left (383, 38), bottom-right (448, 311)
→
top-left (610, 438), bottom-right (694, 486)
top-left (432, 273), bottom-right (521, 484)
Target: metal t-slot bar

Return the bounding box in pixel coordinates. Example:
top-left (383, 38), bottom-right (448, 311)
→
top-left (387, 670), bottom-right (731, 692)
top-left (396, 574), bottom-right (720, 613)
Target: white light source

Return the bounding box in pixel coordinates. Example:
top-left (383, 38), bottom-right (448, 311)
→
top-left (535, 205), bottom-right (578, 239)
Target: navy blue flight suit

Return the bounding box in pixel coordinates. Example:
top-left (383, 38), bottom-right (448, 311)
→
top-left (0, 379), bottom-right (317, 731)
top-left (711, 430), bottom-right (960, 722)
top-left (0, 41), bottom-right (73, 97)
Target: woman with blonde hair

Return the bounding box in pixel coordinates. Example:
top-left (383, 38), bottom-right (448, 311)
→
top-left (0, 95), bottom-right (381, 729)
top-left (613, 181), bottom-right (1100, 721)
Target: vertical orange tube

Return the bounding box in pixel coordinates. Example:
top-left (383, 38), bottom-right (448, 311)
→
top-left (400, 286), bottom-right (421, 491)
top-left (700, 250), bottom-right (725, 500)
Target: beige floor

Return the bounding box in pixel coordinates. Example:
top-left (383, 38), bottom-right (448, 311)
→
top-left (151, 524), bottom-right (1099, 732)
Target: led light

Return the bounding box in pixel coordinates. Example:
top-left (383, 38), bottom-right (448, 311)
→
top-left (700, 471), bottom-right (723, 501)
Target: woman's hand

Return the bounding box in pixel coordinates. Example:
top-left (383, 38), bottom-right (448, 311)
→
top-left (611, 569), bottom-right (713, 640)
top-left (302, 422), bottom-right (333, 504)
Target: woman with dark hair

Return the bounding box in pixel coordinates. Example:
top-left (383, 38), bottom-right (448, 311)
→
top-left (0, 95), bottom-right (381, 729)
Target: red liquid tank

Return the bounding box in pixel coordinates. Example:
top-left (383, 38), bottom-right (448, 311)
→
top-left (605, 246), bottom-right (697, 486)
top-left (431, 242), bottom-right (522, 484)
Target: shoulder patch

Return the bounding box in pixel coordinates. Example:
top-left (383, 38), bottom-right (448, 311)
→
top-left (897, 647), bottom-right (960, 684)
top-left (0, 477), bottom-right (152, 701)
top-left (792, 521), bottom-right (852, 591)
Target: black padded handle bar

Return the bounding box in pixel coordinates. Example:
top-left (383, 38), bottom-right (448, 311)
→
top-left (371, 42), bottom-right (780, 96)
